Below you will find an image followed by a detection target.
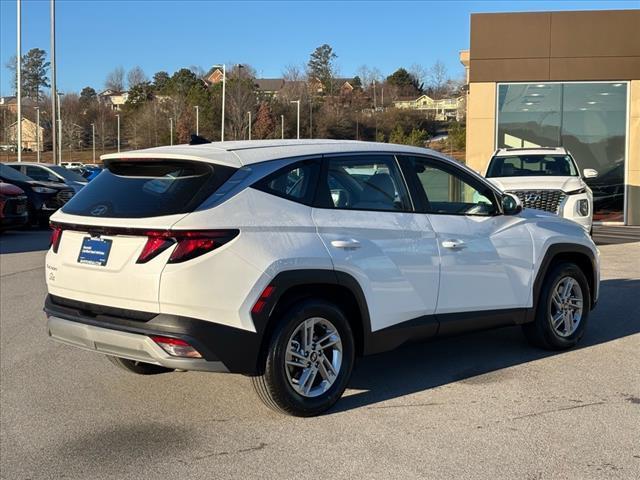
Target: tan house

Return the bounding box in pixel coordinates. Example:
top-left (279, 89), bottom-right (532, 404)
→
top-left (97, 89), bottom-right (128, 111)
top-left (393, 94), bottom-right (465, 121)
top-left (462, 9), bottom-right (640, 225)
top-left (6, 117), bottom-right (44, 151)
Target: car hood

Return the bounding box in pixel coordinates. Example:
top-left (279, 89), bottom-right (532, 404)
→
top-left (487, 176), bottom-right (584, 193)
top-left (0, 182), bottom-right (25, 195)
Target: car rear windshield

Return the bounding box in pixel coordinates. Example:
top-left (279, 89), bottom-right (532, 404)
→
top-left (61, 160), bottom-right (237, 218)
top-left (486, 154), bottom-right (578, 178)
top-left (50, 165), bottom-right (88, 183)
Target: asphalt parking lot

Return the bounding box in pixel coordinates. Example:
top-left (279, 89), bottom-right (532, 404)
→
top-left (1, 229), bottom-right (639, 480)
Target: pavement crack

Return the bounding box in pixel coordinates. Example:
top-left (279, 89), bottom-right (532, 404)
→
top-left (512, 401), bottom-right (605, 420)
top-left (0, 265), bottom-right (44, 278)
top-left (193, 442), bottom-right (268, 460)
top-left (368, 402), bottom-right (440, 410)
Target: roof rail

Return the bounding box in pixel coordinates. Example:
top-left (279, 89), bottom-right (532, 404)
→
top-left (189, 134), bottom-right (211, 145)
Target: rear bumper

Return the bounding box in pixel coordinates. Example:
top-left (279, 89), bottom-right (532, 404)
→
top-left (47, 316), bottom-right (228, 372)
top-left (44, 295), bottom-right (263, 374)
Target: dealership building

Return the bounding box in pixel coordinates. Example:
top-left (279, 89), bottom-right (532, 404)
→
top-left (461, 9), bottom-right (639, 225)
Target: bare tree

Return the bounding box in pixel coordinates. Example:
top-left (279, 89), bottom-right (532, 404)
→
top-left (427, 60), bottom-right (449, 99)
top-left (105, 66), bottom-right (125, 92)
top-left (127, 66), bottom-right (148, 89)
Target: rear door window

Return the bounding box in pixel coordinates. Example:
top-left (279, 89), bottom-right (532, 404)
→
top-left (61, 160), bottom-right (236, 218)
top-left (315, 155), bottom-right (412, 212)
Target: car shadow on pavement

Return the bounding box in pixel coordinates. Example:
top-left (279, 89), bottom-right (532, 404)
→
top-left (0, 228), bottom-right (51, 254)
top-left (334, 277), bottom-right (640, 414)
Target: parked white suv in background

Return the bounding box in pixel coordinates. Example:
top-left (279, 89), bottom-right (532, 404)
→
top-left (484, 148), bottom-right (597, 233)
top-left (44, 140), bottom-right (599, 416)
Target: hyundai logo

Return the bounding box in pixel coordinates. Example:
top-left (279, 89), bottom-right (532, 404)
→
top-left (90, 205), bottom-right (108, 216)
top-left (524, 193), bottom-right (541, 204)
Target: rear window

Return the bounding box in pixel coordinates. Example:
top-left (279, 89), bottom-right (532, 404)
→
top-left (62, 160), bottom-right (236, 218)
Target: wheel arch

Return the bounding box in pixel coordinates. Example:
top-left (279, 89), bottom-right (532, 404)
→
top-left (251, 269), bottom-right (371, 373)
top-left (531, 243), bottom-right (597, 322)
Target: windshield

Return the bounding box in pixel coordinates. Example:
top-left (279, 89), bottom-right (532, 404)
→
top-left (0, 163), bottom-right (32, 182)
top-left (486, 154), bottom-right (579, 178)
top-left (49, 165), bottom-right (88, 183)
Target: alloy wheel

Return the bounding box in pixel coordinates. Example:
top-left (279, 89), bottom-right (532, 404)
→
top-left (549, 276), bottom-right (583, 337)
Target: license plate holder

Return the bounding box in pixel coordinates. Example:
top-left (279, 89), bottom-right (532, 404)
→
top-left (78, 237), bottom-right (112, 266)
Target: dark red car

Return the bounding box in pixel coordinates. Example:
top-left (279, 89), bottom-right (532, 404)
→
top-left (0, 182), bottom-right (29, 231)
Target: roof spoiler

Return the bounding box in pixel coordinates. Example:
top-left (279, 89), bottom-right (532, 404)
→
top-left (189, 134), bottom-right (212, 145)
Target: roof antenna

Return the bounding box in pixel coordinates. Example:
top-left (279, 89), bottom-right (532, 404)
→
top-left (189, 134), bottom-right (211, 145)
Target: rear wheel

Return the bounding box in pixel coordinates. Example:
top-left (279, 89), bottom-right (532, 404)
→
top-left (523, 262), bottom-right (590, 350)
top-left (106, 355), bottom-right (174, 375)
top-left (251, 299), bottom-right (355, 417)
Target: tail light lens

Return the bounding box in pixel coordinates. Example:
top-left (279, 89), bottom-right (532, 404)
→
top-left (136, 229), bottom-right (239, 264)
top-left (150, 335), bottom-right (202, 358)
top-left (50, 226), bottom-right (63, 253)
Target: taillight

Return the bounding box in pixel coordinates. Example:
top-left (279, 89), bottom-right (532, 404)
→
top-left (168, 230), bottom-right (239, 264)
top-left (50, 226), bottom-right (63, 253)
top-left (136, 229), bottom-right (239, 264)
top-left (150, 335), bottom-right (202, 358)
top-left (137, 232), bottom-right (175, 264)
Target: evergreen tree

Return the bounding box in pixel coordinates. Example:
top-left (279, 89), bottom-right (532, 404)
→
top-left (308, 44), bottom-right (337, 94)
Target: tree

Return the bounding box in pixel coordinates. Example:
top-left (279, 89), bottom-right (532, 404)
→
top-left (308, 44), bottom-right (337, 94)
top-left (105, 66), bottom-right (125, 91)
top-left (386, 68), bottom-right (422, 98)
top-left (22, 49), bottom-right (50, 100)
top-left (5, 49), bottom-right (50, 99)
top-left (253, 102), bottom-right (275, 139)
top-left (427, 60), bottom-right (449, 99)
top-left (127, 66), bottom-right (147, 88)
top-left (79, 86), bottom-right (97, 109)
top-left (153, 71), bottom-right (171, 91)
top-left (351, 76), bottom-right (362, 90)
top-left (125, 82), bottom-right (155, 109)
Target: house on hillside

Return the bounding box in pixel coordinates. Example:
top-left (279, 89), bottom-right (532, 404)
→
top-left (0, 96), bottom-right (37, 114)
top-left (6, 116), bottom-right (44, 151)
top-left (97, 89), bottom-right (128, 111)
top-left (394, 94), bottom-right (465, 121)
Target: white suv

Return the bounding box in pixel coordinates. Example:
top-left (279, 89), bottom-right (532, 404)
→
top-left (44, 140), bottom-right (599, 416)
top-left (484, 148), bottom-right (597, 233)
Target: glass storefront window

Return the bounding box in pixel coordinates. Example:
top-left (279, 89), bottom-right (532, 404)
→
top-left (497, 82), bottom-right (628, 222)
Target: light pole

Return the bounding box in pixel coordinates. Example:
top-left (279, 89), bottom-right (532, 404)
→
top-left (194, 105), bottom-right (199, 136)
top-left (281, 115), bottom-right (284, 139)
top-left (50, 0), bottom-right (57, 164)
top-left (115, 114), bottom-right (120, 152)
top-left (57, 92), bottom-right (63, 161)
top-left (169, 117), bottom-right (173, 145)
top-left (91, 123), bottom-right (96, 163)
top-left (17, 0), bottom-right (22, 162)
top-left (35, 107), bottom-right (40, 162)
top-left (290, 100), bottom-right (300, 139)
top-left (211, 64), bottom-right (226, 141)
top-left (247, 111), bottom-right (251, 140)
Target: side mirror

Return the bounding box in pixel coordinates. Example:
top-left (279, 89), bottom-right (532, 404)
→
top-left (502, 193), bottom-right (523, 215)
top-left (583, 168), bottom-right (598, 179)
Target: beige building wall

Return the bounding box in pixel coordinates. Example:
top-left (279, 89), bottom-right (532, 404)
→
top-left (628, 80), bottom-right (640, 225)
top-left (465, 82), bottom-right (496, 174)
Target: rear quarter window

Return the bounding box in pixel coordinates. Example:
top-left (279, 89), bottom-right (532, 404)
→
top-left (61, 160), bottom-right (236, 218)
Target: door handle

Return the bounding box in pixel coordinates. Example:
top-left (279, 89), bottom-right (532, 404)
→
top-left (442, 239), bottom-right (466, 250)
top-left (331, 239), bottom-right (361, 250)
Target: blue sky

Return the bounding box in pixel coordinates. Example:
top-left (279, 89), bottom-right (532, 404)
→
top-left (1, 0), bottom-right (638, 95)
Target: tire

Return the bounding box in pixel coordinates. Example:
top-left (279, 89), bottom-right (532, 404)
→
top-left (522, 262), bottom-right (590, 350)
top-left (251, 299), bottom-right (355, 417)
top-left (106, 355), bottom-right (174, 375)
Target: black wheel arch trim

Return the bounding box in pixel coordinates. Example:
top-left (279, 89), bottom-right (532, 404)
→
top-left (529, 242), bottom-right (598, 323)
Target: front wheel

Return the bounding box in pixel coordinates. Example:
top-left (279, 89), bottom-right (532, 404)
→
top-left (522, 262), bottom-right (590, 350)
top-left (251, 299), bottom-right (355, 417)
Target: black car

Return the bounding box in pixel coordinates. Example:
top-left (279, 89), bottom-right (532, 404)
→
top-left (0, 163), bottom-right (75, 227)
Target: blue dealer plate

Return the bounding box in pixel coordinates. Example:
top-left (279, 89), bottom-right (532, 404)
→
top-left (77, 237), bottom-right (112, 266)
